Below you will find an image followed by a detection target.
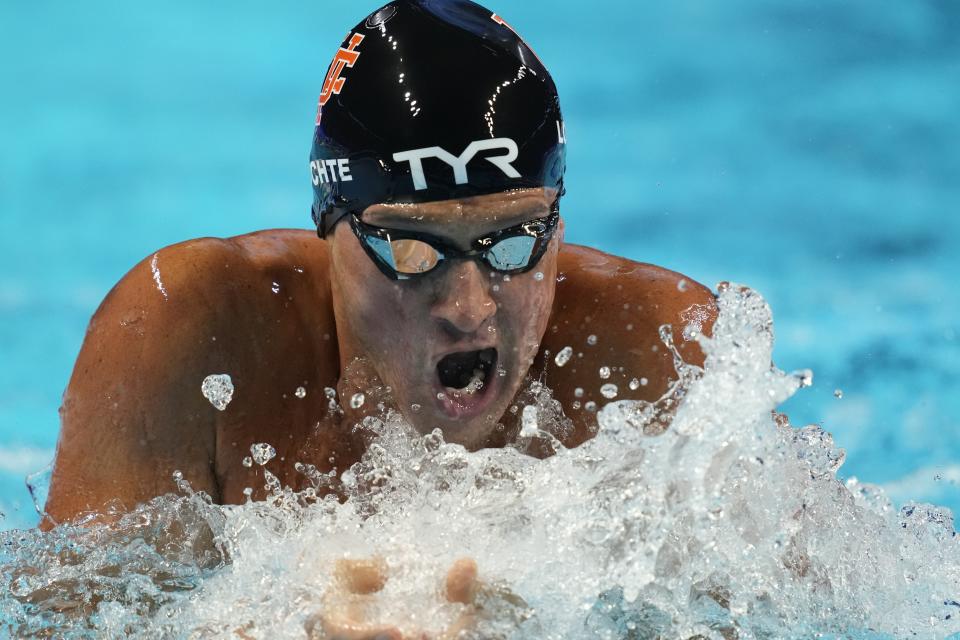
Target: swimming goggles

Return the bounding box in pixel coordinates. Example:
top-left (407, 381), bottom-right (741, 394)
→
top-left (348, 208), bottom-right (560, 281)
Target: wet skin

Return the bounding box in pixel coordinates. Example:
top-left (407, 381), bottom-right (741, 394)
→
top-left (44, 190), bottom-right (716, 526)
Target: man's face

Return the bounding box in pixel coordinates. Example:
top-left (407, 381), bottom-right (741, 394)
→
top-left (328, 188), bottom-right (563, 449)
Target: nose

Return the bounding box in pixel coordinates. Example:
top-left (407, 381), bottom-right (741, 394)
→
top-left (430, 259), bottom-right (497, 336)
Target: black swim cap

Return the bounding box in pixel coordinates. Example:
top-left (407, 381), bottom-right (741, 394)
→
top-left (309, 0), bottom-right (567, 238)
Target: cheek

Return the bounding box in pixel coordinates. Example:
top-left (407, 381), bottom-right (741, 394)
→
top-left (332, 235), bottom-right (430, 354)
top-left (498, 269), bottom-right (558, 356)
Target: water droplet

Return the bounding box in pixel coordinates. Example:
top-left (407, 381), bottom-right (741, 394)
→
top-left (629, 378), bottom-right (641, 390)
top-left (599, 366), bottom-right (611, 379)
top-left (587, 334), bottom-right (598, 346)
top-left (295, 386), bottom-right (307, 399)
top-left (410, 403), bottom-right (421, 413)
top-left (554, 346), bottom-right (573, 367)
top-left (533, 271), bottom-right (544, 281)
top-left (201, 374), bottom-right (234, 411)
top-left (574, 387), bottom-right (584, 398)
top-left (25, 461), bottom-right (53, 518)
top-left (572, 400), bottom-right (581, 410)
top-left (601, 383), bottom-right (618, 399)
top-left (677, 278), bottom-right (688, 292)
top-left (242, 456), bottom-right (253, 468)
top-left (520, 405), bottom-right (539, 437)
top-left (585, 401), bottom-right (597, 412)
top-left (350, 393), bottom-right (366, 409)
top-left (640, 377), bottom-right (648, 386)
top-left (250, 443), bottom-right (276, 466)
top-left (834, 389), bottom-right (844, 399)
top-left (324, 387), bottom-right (337, 399)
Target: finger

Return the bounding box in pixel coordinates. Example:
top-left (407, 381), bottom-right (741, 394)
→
top-left (444, 557), bottom-right (478, 604)
top-left (334, 556), bottom-right (389, 595)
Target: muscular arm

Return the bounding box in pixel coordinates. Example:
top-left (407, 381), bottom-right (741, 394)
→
top-left (44, 239), bottom-right (240, 527)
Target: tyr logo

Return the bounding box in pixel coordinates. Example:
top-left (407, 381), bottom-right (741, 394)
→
top-left (392, 138), bottom-right (521, 191)
top-left (315, 33), bottom-right (365, 125)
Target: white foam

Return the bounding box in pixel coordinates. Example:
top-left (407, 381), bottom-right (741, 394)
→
top-left (3, 286), bottom-right (958, 639)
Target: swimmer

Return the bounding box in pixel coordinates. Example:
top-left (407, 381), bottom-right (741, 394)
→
top-left (45, 0), bottom-right (716, 635)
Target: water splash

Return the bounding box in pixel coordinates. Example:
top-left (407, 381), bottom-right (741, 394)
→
top-left (2, 285), bottom-right (958, 639)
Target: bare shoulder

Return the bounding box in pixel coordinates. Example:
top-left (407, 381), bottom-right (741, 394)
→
top-left (107, 228), bottom-right (328, 305)
top-left (47, 229), bottom-right (335, 524)
top-left (539, 244), bottom-right (717, 445)
top-left (552, 244), bottom-right (716, 349)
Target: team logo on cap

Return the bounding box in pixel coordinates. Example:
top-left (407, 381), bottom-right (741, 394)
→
top-left (393, 138), bottom-right (521, 191)
top-left (315, 33), bottom-right (365, 125)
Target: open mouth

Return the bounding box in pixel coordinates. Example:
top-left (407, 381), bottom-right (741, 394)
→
top-left (436, 348), bottom-right (497, 393)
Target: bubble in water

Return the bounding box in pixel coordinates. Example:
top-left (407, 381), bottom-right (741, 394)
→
top-left (574, 387), bottom-right (584, 398)
top-left (556, 272), bottom-right (567, 282)
top-left (249, 443), bottom-right (276, 466)
top-left (555, 346), bottom-right (573, 367)
top-left (640, 377), bottom-right (648, 386)
top-left (587, 334), bottom-right (598, 346)
top-left (629, 378), bottom-right (641, 391)
top-left (350, 393), bottom-right (366, 409)
top-left (677, 278), bottom-right (688, 292)
top-left (795, 369), bottom-right (814, 388)
top-left (584, 401), bottom-right (597, 412)
top-left (201, 374), bottom-right (234, 411)
top-left (492, 284), bottom-right (500, 292)
top-left (271, 281), bottom-right (280, 294)
top-left (534, 271), bottom-right (544, 281)
top-left (437, 392), bottom-right (446, 401)
top-left (295, 386), bottom-right (307, 399)
top-left (410, 403), bottom-right (421, 413)
top-left (600, 384), bottom-right (618, 399)
top-left (503, 274), bottom-right (511, 282)
top-left (599, 366), bottom-right (611, 379)
top-left (834, 388), bottom-right (844, 399)
top-left (241, 456), bottom-right (253, 468)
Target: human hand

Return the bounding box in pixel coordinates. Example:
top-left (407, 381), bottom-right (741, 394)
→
top-left (304, 556), bottom-right (480, 640)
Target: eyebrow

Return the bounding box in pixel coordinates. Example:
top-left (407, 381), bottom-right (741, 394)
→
top-left (363, 194), bottom-right (553, 230)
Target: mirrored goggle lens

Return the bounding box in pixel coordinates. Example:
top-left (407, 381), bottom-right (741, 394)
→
top-left (362, 235), bottom-right (441, 275)
top-left (486, 235), bottom-right (538, 272)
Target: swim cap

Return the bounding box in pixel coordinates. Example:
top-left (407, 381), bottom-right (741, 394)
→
top-left (309, 0), bottom-right (567, 238)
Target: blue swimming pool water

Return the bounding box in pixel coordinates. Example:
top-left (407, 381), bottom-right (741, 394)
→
top-left (0, 0), bottom-right (957, 530)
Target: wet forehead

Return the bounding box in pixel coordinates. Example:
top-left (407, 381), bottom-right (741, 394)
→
top-left (362, 188), bottom-right (555, 234)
